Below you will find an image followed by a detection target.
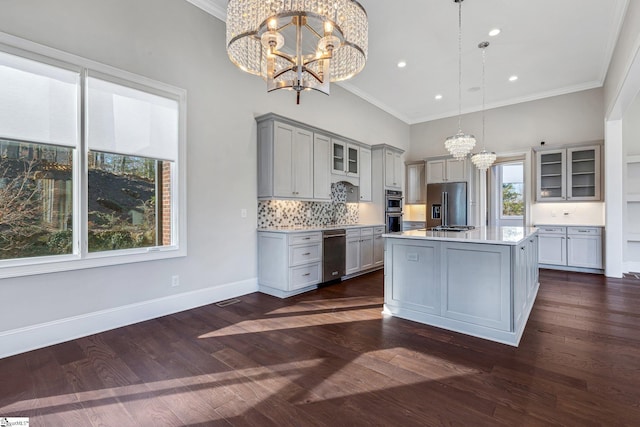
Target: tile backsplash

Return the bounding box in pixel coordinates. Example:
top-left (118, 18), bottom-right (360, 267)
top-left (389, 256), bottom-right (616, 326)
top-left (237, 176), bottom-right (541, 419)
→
top-left (258, 182), bottom-right (359, 228)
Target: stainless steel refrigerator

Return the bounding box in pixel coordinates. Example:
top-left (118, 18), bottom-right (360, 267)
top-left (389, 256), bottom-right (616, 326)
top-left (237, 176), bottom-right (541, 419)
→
top-left (426, 182), bottom-right (468, 229)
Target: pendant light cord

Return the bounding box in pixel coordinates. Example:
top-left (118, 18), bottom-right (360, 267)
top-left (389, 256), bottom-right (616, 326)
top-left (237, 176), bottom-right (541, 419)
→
top-left (482, 46), bottom-right (486, 148)
top-left (457, 0), bottom-right (462, 132)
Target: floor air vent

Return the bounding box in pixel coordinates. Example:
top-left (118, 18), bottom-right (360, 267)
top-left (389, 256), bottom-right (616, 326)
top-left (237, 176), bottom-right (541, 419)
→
top-left (216, 298), bottom-right (241, 307)
top-left (623, 272), bottom-right (640, 280)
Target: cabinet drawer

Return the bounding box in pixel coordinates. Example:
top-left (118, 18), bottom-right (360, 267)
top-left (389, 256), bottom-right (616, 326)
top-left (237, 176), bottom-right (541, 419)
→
top-left (289, 243), bottom-right (322, 266)
top-left (290, 263), bottom-right (321, 290)
top-left (346, 228), bottom-right (361, 238)
top-left (567, 227), bottom-right (601, 236)
top-left (374, 226), bottom-right (385, 235)
top-left (537, 226), bottom-right (566, 235)
top-left (360, 227), bottom-right (373, 237)
top-left (289, 232), bottom-right (322, 245)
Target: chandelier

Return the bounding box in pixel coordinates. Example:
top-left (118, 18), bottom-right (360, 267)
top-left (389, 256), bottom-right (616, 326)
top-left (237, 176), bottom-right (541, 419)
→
top-left (445, 0), bottom-right (475, 160)
top-left (226, 0), bottom-right (368, 104)
top-left (471, 41), bottom-right (497, 171)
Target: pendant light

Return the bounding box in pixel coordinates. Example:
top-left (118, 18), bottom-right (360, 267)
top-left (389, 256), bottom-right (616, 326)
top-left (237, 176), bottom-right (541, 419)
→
top-left (445, 0), bottom-right (476, 160)
top-left (471, 41), bottom-right (497, 171)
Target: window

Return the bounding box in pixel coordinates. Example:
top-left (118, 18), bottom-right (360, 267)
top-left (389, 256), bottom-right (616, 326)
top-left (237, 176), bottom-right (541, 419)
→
top-left (0, 38), bottom-right (185, 277)
top-left (500, 163), bottom-right (524, 218)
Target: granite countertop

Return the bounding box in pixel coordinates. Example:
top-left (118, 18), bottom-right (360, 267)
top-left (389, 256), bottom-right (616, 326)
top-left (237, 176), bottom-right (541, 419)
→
top-left (383, 226), bottom-right (538, 246)
top-left (534, 223), bottom-right (604, 228)
top-left (258, 224), bottom-right (385, 233)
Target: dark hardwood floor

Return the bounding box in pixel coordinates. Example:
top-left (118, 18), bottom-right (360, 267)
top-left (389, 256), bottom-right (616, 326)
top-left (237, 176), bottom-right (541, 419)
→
top-left (2, 269), bottom-right (640, 426)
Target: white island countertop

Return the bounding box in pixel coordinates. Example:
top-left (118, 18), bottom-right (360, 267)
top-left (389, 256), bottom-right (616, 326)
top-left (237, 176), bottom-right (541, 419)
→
top-left (383, 226), bottom-right (538, 246)
top-left (258, 224), bottom-right (385, 233)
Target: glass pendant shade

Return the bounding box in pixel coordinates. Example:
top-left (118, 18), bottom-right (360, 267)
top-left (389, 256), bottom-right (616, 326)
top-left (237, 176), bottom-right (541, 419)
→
top-left (472, 149), bottom-right (497, 170)
top-left (445, 131), bottom-right (476, 160)
top-left (226, 0), bottom-right (368, 104)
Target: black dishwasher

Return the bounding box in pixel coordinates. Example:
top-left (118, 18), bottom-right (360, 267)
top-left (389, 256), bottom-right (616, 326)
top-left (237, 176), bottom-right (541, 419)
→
top-left (322, 229), bottom-right (346, 283)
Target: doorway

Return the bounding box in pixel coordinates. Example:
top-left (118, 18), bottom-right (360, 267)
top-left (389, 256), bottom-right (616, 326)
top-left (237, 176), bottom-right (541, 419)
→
top-left (488, 159), bottom-right (525, 227)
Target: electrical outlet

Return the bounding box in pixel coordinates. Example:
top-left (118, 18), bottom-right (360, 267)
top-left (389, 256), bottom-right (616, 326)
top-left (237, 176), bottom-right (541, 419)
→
top-left (276, 210), bottom-right (282, 218)
top-left (240, 208), bottom-right (247, 218)
top-left (171, 275), bottom-right (180, 287)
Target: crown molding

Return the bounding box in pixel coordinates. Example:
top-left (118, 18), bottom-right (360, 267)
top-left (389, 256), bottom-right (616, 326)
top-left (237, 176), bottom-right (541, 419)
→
top-left (185, 0), bottom-right (226, 21)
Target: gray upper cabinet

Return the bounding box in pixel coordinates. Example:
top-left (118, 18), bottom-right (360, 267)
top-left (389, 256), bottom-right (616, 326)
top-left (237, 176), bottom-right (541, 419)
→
top-left (536, 144), bottom-right (601, 202)
top-left (332, 139), bottom-right (359, 177)
top-left (405, 162), bottom-right (426, 204)
top-left (359, 146), bottom-right (372, 201)
top-left (258, 120), bottom-right (313, 199)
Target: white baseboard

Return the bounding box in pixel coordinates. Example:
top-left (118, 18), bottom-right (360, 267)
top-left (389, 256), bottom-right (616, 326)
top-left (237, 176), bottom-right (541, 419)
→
top-left (624, 261), bottom-right (640, 274)
top-left (0, 278), bottom-right (258, 359)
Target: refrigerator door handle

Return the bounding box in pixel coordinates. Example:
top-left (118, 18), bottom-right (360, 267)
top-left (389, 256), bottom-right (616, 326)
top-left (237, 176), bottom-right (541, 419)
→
top-left (442, 191), bottom-right (449, 226)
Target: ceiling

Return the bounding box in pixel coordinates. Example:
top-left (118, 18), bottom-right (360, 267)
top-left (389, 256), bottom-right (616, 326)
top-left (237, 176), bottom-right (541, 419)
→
top-left (187, 0), bottom-right (629, 125)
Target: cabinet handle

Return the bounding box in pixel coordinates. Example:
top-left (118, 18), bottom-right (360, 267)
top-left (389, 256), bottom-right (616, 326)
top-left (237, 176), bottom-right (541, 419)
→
top-left (303, 252), bottom-right (311, 256)
top-left (303, 273), bottom-right (311, 277)
top-left (521, 247), bottom-right (525, 251)
top-left (303, 237), bottom-right (311, 240)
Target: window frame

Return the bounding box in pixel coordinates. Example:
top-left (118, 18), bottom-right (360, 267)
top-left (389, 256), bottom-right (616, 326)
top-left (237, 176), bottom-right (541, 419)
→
top-left (499, 162), bottom-right (525, 220)
top-left (0, 32), bottom-right (187, 279)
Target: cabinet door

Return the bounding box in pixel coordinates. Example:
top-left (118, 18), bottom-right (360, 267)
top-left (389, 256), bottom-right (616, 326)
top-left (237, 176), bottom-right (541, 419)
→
top-left (446, 158), bottom-right (466, 182)
top-left (359, 147), bottom-right (372, 201)
top-left (406, 163), bottom-right (426, 204)
top-left (426, 159), bottom-right (446, 184)
top-left (384, 149), bottom-right (397, 188)
top-left (292, 127), bottom-right (314, 198)
top-left (332, 139), bottom-right (346, 174)
top-left (393, 151), bottom-right (403, 187)
top-left (567, 146), bottom-right (601, 201)
top-left (538, 232), bottom-right (567, 265)
top-left (513, 242), bottom-right (527, 329)
top-left (347, 144), bottom-right (359, 176)
top-left (360, 236), bottom-right (374, 270)
top-left (273, 122), bottom-right (295, 197)
top-left (313, 133), bottom-right (332, 200)
top-left (536, 149), bottom-right (566, 201)
top-left (567, 232), bottom-right (602, 269)
top-left (346, 237), bottom-right (361, 275)
top-left (373, 233), bottom-right (384, 266)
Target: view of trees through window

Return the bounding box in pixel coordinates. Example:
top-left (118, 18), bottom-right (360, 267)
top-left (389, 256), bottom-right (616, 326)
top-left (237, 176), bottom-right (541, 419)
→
top-left (502, 163), bottom-right (524, 217)
top-left (0, 140), bottom-right (172, 260)
top-left (88, 151), bottom-right (172, 252)
top-left (0, 139), bottom-right (73, 259)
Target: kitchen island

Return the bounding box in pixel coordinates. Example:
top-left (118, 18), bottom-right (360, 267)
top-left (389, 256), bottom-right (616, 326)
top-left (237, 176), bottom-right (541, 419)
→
top-left (382, 227), bottom-right (539, 346)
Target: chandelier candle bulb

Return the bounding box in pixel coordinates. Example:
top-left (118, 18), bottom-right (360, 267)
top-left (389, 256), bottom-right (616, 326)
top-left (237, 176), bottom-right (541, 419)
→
top-left (226, 0), bottom-right (368, 104)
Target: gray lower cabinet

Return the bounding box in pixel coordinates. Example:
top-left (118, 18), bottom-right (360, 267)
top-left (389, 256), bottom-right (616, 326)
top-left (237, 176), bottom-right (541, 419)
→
top-left (258, 231), bottom-right (322, 298)
top-left (537, 225), bottom-right (603, 271)
top-left (346, 226), bottom-right (385, 276)
top-left (383, 234), bottom-right (539, 346)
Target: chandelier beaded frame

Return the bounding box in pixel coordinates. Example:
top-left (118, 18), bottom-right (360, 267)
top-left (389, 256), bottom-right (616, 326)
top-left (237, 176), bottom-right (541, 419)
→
top-left (226, 0), bottom-right (368, 104)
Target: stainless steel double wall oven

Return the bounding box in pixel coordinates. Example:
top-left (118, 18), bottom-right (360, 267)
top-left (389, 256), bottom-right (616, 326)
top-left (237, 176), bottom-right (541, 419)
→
top-left (385, 190), bottom-right (403, 232)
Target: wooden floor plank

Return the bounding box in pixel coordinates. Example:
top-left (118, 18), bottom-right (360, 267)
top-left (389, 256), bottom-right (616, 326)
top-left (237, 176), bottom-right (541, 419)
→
top-left (2, 269), bottom-right (640, 425)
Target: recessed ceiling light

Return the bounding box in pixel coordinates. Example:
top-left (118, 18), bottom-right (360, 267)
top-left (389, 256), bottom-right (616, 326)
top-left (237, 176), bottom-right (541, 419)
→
top-left (509, 75), bottom-right (519, 82)
top-left (489, 28), bottom-right (501, 37)
top-left (435, 94), bottom-right (443, 100)
top-left (397, 61), bottom-right (407, 68)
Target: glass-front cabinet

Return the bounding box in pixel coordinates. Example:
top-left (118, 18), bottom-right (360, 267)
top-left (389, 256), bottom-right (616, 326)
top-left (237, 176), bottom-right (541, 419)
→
top-left (536, 145), bottom-right (601, 202)
top-left (567, 146), bottom-right (600, 200)
top-left (332, 139), bottom-right (359, 176)
top-left (537, 149), bottom-right (566, 201)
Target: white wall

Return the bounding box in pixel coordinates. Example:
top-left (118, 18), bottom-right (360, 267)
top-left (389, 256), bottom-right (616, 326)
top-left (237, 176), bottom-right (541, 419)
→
top-left (408, 88), bottom-right (604, 160)
top-left (408, 88), bottom-right (605, 226)
top-left (0, 0), bottom-right (409, 356)
top-left (603, 0), bottom-right (640, 276)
